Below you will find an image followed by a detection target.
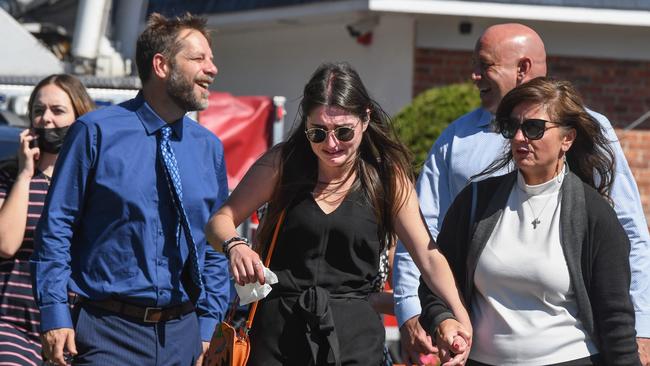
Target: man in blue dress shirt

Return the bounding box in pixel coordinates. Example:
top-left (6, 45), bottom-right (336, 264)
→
top-left (31, 13), bottom-right (230, 365)
top-left (393, 23), bottom-right (650, 364)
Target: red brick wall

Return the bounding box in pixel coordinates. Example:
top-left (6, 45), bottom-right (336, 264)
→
top-left (548, 56), bottom-right (650, 129)
top-left (616, 129), bottom-right (650, 220)
top-left (414, 48), bottom-right (473, 96)
top-left (414, 47), bottom-right (650, 221)
top-left (413, 48), bottom-right (650, 129)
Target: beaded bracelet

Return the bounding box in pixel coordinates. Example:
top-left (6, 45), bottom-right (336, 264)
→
top-left (222, 236), bottom-right (250, 253)
top-left (225, 242), bottom-right (249, 259)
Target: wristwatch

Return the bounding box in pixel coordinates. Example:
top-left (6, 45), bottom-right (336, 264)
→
top-left (222, 236), bottom-right (250, 253)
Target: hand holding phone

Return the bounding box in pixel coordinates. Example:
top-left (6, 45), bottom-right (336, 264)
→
top-left (17, 129), bottom-right (40, 179)
top-left (29, 136), bottom-right (38, 149)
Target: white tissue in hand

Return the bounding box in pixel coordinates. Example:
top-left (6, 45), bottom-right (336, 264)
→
top-left (234, 263), bottom-right (278, 305)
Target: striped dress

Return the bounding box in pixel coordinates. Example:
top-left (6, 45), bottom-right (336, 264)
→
top-left (0, 168), bottom-right (48, 365)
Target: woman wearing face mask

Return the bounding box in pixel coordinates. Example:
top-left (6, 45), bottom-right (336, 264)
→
top-left (419, 77), bottom-right (639, 365)
top-left (206, 62), bottom-right (471, 365)
top-left (0, 74), bottom-right (94, 364)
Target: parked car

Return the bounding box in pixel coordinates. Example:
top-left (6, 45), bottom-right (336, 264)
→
top-left (0, 124), bottom-right (21, 161)
top-left (0, 110), bottom-right (29, 128)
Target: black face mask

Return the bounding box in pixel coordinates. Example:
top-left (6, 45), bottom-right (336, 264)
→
top-left (32, 126), bottom-right (70, 154)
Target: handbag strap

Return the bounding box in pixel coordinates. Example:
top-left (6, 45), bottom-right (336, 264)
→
top-left (244, 209), bottom-right (286, 331)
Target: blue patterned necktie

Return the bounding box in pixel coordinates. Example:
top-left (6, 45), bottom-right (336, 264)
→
top-left (159, 125), bottom-right (203, 303)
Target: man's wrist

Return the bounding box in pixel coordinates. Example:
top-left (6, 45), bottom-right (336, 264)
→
top-left (198, 315), bottom-right (219, 342)
top-left (39, 303), bottom-right (73, 333)
top-left (635, 312), bottom-right (650, 338)
top-left (399, 314), bottom-right (420, 330)
top-left (395, 296), bottom-right (423, 328)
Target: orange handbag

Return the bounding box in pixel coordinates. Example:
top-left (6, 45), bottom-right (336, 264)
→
top-left (205, 210), bottom-right (285, 366)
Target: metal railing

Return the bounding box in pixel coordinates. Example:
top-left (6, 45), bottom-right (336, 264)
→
top-left (624, 110), bottom-right (650, 131)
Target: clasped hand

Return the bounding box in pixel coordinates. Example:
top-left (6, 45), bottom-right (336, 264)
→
top-left (435, 318), bottom-right (472, 366)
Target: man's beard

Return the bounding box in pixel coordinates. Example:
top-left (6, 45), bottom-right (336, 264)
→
top-left (166, 65), bottom-right (209, 112)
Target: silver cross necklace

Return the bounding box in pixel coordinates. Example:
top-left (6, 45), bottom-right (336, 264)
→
top-left (524, 193), bottom-right (555, 229)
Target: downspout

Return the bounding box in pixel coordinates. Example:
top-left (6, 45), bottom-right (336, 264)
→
top-left (113, 0), bottom-right (148, 74)
top-left (70, 0), bottom-right (111, 75)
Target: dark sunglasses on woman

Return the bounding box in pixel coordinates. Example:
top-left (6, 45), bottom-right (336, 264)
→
top-left (305, 120), bottom-right (361, 143)
top-left (499, 118), bottom-right (560, 140)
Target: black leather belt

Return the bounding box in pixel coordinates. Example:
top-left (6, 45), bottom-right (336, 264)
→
top-left (78, 297), bottom-right (194, 323)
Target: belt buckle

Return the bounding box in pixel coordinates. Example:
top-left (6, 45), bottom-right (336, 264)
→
top-left (68, 293), bottom-right (81, 305)
top-left (143, 307), bottom-right (162, 323)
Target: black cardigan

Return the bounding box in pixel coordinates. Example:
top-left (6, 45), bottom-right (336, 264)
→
top-left (419, 171), bottom-right (639, 365)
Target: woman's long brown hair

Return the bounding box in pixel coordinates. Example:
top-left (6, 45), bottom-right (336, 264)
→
top-left (256, 62), bottom-right (414, 252)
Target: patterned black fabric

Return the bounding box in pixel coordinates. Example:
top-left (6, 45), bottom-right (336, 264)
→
top-left (0, 168), bottom-right (49, 364)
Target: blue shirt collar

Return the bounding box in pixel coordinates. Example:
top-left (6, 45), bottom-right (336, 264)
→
top-left (476, 108), bottom-right (495, 129)
top-left (134, 92), bottom-right (184, 139)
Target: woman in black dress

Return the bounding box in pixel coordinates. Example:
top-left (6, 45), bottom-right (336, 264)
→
top-left (206, 62), bottom-right (471, 365)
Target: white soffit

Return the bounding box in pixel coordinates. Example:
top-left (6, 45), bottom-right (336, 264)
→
top-left (205, 0), bottom-right (650, 30)
top-left (206, 0), bottom-right (369, 28)
top-left (370, 0), bottom-right (650, 27)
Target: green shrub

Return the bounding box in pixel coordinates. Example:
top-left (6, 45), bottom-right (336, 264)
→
top-left (393, 82), bottom-right (480, 174)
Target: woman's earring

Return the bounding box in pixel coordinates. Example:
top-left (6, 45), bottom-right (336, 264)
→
top-left (557, 155), bottom-right (568, 183)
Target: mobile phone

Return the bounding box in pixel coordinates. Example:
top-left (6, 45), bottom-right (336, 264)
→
top-left (29, 137), bottom-right (38, 149)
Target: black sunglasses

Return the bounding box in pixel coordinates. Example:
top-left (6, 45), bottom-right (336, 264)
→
top-left (305, 120), bottom-right (360, 143)
top-left (499, 118), bottom-right (559, 140)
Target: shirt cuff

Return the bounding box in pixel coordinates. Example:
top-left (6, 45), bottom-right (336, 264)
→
top-left (198, 315), bottom-right (219, 342)
top-left (635, 311), bottom-right (650, 338)
top-left (39, 303), bottom-right (73, 333)
top-left (395, 295), bottom-right (423, 328)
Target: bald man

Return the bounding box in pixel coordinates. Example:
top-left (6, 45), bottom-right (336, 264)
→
top-left (393, 23), bottom-right (650, 365)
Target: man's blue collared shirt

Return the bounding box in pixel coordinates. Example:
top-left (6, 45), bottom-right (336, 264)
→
top-left (393, 107), bottom-right (650, 337)
top-left (31, 93), bottom-right (230, 341)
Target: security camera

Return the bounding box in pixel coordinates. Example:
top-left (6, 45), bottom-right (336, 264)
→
top-left (459, 21), bottom-right (473, 35)
top-left (346, 16), bottom-right (379, 38)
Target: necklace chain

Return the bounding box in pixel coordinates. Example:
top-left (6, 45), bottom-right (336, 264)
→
top-left (522, 191), bottom-right (555, 229)
top-left (519, 167), bottom-right (565, 229)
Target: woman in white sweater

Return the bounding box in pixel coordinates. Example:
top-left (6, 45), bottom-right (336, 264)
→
top-left (419, 77), bottom-right (639, 366)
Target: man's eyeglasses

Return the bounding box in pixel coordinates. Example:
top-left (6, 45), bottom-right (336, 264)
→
top-left (499, 118), bottom-right (560, 140)
top-left (305, 120), bottom-right (361, 143)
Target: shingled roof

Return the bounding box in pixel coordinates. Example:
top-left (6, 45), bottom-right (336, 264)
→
top-left (147, 0), bottom-right (650, 15)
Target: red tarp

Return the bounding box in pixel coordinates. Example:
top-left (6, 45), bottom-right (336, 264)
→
top-left (198, 92), bottom-right (273, 190)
